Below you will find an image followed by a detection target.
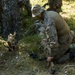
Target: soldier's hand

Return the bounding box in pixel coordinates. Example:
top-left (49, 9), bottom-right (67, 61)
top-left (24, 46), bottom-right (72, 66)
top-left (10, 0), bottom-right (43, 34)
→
top-left (47, 56), bottom-right (54, 62)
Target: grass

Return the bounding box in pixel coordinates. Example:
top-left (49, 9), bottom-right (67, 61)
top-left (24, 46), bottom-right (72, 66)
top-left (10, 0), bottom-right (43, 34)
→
top-left (0, 0), bottom-right (75, 75)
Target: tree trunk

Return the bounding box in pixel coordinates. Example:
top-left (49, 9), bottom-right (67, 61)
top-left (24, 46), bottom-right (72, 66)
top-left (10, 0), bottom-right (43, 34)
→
top-left (48, 0), bottom-right (62, 13)
top-left (2, 0), bottom-right (21, 41)
top-left (0, 0), bottom-right (3, 34)
top-left (24, 0), bottom-right (31, 16)
top-left (18, 0), bottom-right (32, 16)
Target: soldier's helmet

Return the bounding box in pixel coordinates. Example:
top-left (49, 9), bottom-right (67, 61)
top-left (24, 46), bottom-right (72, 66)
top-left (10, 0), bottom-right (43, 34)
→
top-left (31, 4), bottom-right (44, 17)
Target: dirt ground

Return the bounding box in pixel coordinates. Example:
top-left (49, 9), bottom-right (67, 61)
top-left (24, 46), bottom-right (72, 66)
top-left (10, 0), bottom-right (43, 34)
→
top-left (0, 48), bottom-right (75, 75)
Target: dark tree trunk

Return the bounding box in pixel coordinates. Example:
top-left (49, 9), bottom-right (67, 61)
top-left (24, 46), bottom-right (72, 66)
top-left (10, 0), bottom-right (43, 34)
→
top-left (18, 0), bottom-right (32, 16)
top-left (0, 0), bottom-right (3, 34)
top-left (48, 0), bottom-right (62, 13)
top-left (2, 0), bottom-right (22, 41)
top-left (24, 0), bottom-right (31, 16)
top-left (43, 0), bottom-right (62, 13)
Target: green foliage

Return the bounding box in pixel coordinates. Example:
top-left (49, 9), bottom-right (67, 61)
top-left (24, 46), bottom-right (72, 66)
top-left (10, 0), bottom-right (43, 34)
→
top-left (21, 7), bottom-right (28, 17)
top-left (22, 34), bottom-right (41, 43)
top-left (41, 0), bottom-right (46, 2)
top-left (65, 16), bottom-right (75, 32)
top-left (20, 8), bottom-right (36, 38)
top-left (20, 34), bottom-right (42, 53)
top-left (21, 6), bottom-right (35, 29)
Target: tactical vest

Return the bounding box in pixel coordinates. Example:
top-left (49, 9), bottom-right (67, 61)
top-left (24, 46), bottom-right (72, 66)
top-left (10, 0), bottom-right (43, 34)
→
top-left (46, 11), bottom-right (70, 37)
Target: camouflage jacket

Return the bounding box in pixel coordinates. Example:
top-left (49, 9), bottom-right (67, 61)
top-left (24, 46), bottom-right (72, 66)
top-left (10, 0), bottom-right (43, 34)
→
top-left (43, 11), bottom-right (59, 49)
top-left (34, 11), bottom-right (59, 49)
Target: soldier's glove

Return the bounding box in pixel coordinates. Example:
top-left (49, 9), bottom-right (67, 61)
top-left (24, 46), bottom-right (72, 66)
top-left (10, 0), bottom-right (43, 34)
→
top-left (47, 56), bottom-right (54, 62)
top-left (47, 56), bottom-right (54, 67)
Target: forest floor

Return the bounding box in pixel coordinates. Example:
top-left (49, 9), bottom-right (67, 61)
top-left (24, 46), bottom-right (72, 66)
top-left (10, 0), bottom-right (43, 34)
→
top-left (0, 0), bottom-right (75, 75)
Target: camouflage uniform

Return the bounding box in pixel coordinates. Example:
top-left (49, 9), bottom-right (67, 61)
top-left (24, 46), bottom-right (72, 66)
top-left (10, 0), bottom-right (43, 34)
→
top-left (2, 0), bottom-right (21, 39)
top-left (40, 11), bottom-right (73, 60)
top-left (32, 4), bottom-right (74, 63)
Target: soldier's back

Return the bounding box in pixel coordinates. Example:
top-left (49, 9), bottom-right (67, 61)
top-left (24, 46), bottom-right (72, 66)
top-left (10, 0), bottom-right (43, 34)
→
top-left (45, 11), bottom-right (70, 36)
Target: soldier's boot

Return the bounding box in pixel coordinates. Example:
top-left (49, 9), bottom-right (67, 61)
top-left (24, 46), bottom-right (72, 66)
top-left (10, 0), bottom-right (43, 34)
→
top-left (56, 53), bottom-right (70, 64)
top-left (55, 44), bottom-right (75, 64)
top-left (56, 52), bottom-right (75, 64)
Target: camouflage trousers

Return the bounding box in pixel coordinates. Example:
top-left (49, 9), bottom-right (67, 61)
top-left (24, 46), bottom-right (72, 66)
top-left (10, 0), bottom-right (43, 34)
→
top-left (51, 32), bottom-right (73, 60)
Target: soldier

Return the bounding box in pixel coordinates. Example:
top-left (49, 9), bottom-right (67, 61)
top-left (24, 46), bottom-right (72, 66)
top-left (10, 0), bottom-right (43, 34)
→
top-left (31, 4), bottom-right (75, 64)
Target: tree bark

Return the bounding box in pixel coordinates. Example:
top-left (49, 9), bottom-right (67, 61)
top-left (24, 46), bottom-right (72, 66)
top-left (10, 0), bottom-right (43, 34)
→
top-left (24, 0), bottom-right (31, 16)
top-left (2, 0), bottom-right (22, 41)
top-left (18, 0), bottom-right (32, 16)
top-left (48, 0), bottom-right (62, 13)
top-left (0, 0), bottom-right (3, 34)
